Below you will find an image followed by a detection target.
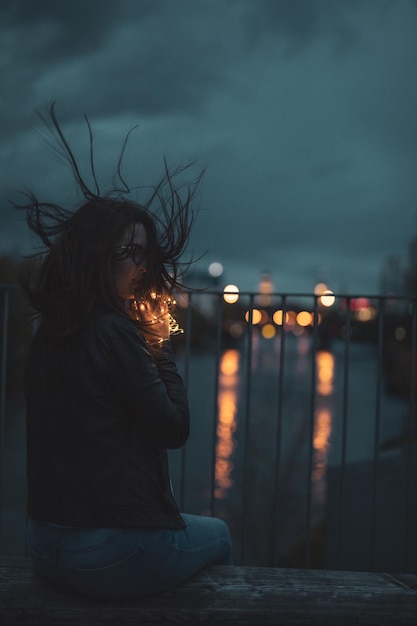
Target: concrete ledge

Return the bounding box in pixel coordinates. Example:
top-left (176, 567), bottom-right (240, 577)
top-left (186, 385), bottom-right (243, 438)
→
top-left (1, 555), bottom-right (417, 625)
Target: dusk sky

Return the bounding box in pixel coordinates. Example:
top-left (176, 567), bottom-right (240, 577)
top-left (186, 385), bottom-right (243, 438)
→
top-left (1, 0), bottom-right (417, 295)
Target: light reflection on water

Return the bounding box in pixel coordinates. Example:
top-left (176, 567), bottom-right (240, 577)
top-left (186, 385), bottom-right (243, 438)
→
top-left (215, 349), bottom-right (239, 499)
top-left (316, 350), bottom-right (335, 397)
top-left (174, 331), bottom-right (409, 566)
top-left (214, 339), bottom-right (336, 510)
top-left (312, 350), bottom-right (335, 509)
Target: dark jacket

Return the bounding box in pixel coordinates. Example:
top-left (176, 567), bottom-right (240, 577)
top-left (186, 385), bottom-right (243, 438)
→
top-left (25, 307), bottom-right (190, 529)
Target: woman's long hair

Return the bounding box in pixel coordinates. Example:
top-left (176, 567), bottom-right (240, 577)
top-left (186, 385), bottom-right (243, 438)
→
top-left (15, 103), bottom-right (202, 336)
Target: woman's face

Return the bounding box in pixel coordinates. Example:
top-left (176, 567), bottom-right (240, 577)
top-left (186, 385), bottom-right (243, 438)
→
top-left (113, 223), bottom-right (148, 300)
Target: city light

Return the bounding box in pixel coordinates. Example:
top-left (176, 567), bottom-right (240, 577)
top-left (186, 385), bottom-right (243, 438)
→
top-left (314, 282), bottom-right (328, 296)
top-left (261, 323), bottom-right (276, 339)
top-left (320, 289), bottom-right (335, 307)
top-left (244, 308), bottom-right (263, 324)
top-left (273, 310), bottom-right (286, 325)
top-left (296, 311), bottom-right (313, 327)
top-left (223, 284), bottom-right (240, 304)
top-left (346, 298), bottom-right (377, 322)
top-left (208, 262), bottom-right (224, 278)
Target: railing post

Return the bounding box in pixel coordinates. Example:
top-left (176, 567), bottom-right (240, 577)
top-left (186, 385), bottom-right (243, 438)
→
top-left (178, 292), bottom-right (193, 511)
top-left (0, 288), bottom-right (10, 551)
top-left (337, 296), bottom-right (351, 568)
top-left (304, 295), bottom-right (319, 568)
top-left (241, 293), bottom-right (254, 565)
top-left (370, 297), bottom-right (384, 570)
top-left (210, 294), bottom-right (223, 516)
top-left (272, 294), bottom-right (287, 566)
top-left (404, 297), bottom-right (417, 572)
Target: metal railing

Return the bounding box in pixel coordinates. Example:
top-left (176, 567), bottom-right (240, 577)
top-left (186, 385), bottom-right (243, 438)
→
top-left (1, 285), bottom-right (416, 572)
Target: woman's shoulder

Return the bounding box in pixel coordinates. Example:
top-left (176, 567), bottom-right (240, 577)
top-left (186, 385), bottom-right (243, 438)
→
top-left (86, 307), bottom-right (144, 345)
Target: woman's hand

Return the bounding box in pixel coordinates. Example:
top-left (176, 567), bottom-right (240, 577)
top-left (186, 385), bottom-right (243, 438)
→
top-left (132, 293), bottom-right (183, 347)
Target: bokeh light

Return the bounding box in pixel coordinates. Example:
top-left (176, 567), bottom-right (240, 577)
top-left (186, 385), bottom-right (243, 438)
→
top-left (209, 262), bottom-right (224, 278)
top-left (223, 284), bottom-right (240, 304)
top-left (296, 311), bottom-right (313, 327)
top-left (261, 324), bottom-right (276, 339)
top-left (320, 290), bottom-right (335, 307)
top-left (244, 308), bottom-right (262, 324)
top-left (314, 282), bottom-right (328, 296)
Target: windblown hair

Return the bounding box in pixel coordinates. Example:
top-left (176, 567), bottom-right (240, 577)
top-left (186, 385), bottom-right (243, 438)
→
top-left (16, 103), bottom-right (202, 336)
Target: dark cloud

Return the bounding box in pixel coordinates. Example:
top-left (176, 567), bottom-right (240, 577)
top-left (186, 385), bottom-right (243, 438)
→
top-left (0, 0), bottom-right (363, 133)
top-left (0, 0), bottom-right (241, 137)
top-left (241, 0), bottom-right (360, 55)
top-left (2, 0), bottom-right (119, 57)
top-left (1, 0), bottom-right (416, 294)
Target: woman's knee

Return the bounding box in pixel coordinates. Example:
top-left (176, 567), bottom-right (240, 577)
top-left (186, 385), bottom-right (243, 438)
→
top-left (180, 513), bottom-right (233, 564)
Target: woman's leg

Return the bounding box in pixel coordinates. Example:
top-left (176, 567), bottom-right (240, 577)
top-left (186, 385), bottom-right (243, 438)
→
top-left (141, 513), bottom-right (233, 590)
top-left (26, 514), bottom-right (232, 600)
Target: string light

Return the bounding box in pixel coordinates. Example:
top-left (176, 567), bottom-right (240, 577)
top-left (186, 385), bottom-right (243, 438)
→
top-left (131, 294), bottom-right (184, 342)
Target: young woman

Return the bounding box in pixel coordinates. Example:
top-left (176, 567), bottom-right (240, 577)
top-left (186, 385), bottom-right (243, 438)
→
top-left (19, 105), bottom-right (232, 600)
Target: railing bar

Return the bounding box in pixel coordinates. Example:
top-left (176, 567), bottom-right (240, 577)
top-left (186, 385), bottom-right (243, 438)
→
top-left (305, 296), bottom-right (318, 568)
top-left (2, 285), bottom-right (416, 570)
top-left (0, 290), bottom-right (8, 448)
top-left (179, 293), bottom-right (193, 511)
top-left (190, 289), bottom-right (417, 301)
top-left (182, 293), bottom-right (193, 392)
top-left (209, 295), bottom-right (223, 518)
top-left (0, 289), bottom-right (10, 552)
top-left (404, 298), bottom-right (417, 573)
top-left (337, 297), bottom-right (351, 568)
top-left (241, 294), bottom-right (254, 565)
top-left (370, 297), bottom-right (384, 570)
top-left (272, 295), bottom-right (287, 566)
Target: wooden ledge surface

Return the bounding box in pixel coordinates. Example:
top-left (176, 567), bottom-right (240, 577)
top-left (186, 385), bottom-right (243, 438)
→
top-left (1, 555), bottom-right (417, 625)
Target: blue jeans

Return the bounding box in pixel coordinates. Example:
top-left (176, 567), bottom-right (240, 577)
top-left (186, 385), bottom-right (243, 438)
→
top-left (27, 514), bottom-right (233, 599)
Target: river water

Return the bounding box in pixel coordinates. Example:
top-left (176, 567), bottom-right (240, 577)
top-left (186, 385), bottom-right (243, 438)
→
top-left (171, 331), bottom-right (410, 566)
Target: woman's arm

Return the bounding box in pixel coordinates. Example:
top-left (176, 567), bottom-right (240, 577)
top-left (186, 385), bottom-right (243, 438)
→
top-left (99, 314), bottom-right (190, 449)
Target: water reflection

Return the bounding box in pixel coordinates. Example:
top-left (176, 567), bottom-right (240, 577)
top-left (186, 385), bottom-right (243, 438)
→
top-left (215, 349), bottom-right (239, 499)
top-left (316, 350), bottom-right (334, 397)
top-left (213, 343), bottom-right (335, 520)
top-left (313, 350), bottom-right (335, 504)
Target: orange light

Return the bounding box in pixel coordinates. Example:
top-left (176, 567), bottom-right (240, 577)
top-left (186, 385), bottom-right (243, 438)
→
top-left (314, 282), bottom-right (328, 295)
top-left (215, 350), bottom-right (239, 499)
top-left (261, 324), bottom-right (276, 339)
top-left (296, 311), bottom-right (313, 327)
top-left (313, 407), bottom-right (332, 452)
top-left (244, 308), bottom-right (263, 324)
top-left (273, 310), bottom-right (286, 325)
top-left (356, 307), bottom-right (376, 322)
top-left (316, 350), bottom-right (334, 396)
top-left (220, 351), bottom-right (239, 376)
